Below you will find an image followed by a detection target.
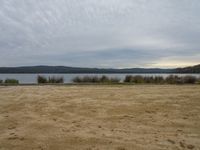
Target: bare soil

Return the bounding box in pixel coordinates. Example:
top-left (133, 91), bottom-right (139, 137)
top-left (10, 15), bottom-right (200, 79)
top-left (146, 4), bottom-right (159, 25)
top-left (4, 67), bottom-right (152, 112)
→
top-left (0, 85), bottom-right (199, 150)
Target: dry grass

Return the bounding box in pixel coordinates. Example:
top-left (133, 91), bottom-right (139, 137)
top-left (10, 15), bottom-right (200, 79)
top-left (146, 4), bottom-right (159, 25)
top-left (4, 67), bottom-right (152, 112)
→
top-left (0, 85), bottom-right (200, 150)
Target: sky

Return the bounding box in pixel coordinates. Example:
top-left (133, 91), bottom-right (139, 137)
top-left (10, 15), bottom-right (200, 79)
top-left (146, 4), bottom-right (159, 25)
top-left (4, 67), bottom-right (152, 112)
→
top-left (0, 0), bottom-right (200, 68)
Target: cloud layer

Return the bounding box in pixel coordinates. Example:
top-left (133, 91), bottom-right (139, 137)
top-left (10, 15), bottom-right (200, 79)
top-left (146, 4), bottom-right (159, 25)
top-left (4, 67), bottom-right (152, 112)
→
top-left (0, 0), bottom-right (200, 68)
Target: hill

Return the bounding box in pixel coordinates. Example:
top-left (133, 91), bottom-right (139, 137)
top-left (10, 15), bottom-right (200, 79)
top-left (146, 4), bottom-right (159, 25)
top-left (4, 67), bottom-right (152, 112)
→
top-left (0, 66), bottom-right (174, 74)
top-left (176, 64), bottom-right (200, 73)
top-left (0, 64), bottom-right (199, 74)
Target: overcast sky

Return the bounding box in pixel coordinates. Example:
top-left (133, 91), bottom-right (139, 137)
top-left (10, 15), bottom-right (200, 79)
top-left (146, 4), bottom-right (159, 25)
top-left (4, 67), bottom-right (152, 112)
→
top-left (0, 0), bottom-right (199, 68)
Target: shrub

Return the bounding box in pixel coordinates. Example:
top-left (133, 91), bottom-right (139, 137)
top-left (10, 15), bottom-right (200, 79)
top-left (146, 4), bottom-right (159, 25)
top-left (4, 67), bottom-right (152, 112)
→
top-left (73, 75), bottom-right (198, 84)
top-left (73, 76), bottom-right (101, 83)
top-left (37, 75), bottom-right (48, 84)
top-left (124, 75), bottom-right (165, 84)
top-left (183, 76), bottom-right (197, 84)
top-left (132, 75), bottom-right (144, 83)
top-left (100, 75), bottom-right (110, 83)
top-left (124, 75), bottom-right (145, 84)
top-left (123, 75), bottom-right (198, 84)
top-left (154, 76), bottom-right (165, 84)
top-left (92, 76), bottom-right (101, 83)
top-left (4, 79), bottom-right (19, 84)
top-left (82, 76), bottom-right (95, 83)
top-left (165, 75), bottom-right (182, 84)
top-left (143, 76), bottom-right (154, 83)
top-left (162, 75), bottom-right (197, 84)
top-left (0, 79), bottom-right (3, 84)
top-left (48, 76), bottom-right (64, 83)
top-left (37, 75), bottom-right (64, 84)
top-left (198, 77), bottom-right (200, 84)
top-left (72, 76), bottom-right (82, 83)
top-left (73, 76), bottom-right (96, 83)
top-left (124, 75), bottom-right (133, 83)
top-left (109, 77), bottom-right (121, 83)
top-left (72, 76), bottom-right (120, 83)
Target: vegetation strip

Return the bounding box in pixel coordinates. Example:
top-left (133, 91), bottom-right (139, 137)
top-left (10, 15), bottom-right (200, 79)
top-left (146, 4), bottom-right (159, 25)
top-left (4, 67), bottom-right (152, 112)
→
top-left (0, 75), bottom-right (200, 85)
top-left (123, 75), bottom-right (199, 84)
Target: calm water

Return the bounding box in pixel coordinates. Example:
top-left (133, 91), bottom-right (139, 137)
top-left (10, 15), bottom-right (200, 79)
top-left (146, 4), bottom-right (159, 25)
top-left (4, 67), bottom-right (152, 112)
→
top-left (0, 74), bottom-right (200, 84)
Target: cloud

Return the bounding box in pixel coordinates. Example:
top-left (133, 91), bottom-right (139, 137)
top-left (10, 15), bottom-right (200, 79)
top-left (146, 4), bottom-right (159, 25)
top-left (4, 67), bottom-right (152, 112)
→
top-left (0, 0), bottom-right (200, 67)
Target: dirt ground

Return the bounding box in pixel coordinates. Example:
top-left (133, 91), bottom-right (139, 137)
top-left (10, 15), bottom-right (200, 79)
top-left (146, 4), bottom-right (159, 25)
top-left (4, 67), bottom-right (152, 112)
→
top-left (0, 85), bottom-right (199, 150)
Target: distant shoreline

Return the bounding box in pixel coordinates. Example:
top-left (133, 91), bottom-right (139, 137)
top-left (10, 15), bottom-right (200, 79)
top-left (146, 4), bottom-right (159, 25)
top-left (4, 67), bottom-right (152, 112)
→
top-left (0, 64), bottom-right (199, 73)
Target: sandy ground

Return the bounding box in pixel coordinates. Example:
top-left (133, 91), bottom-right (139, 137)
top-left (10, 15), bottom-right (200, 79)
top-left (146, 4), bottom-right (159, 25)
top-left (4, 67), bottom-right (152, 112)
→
top-left (0, 85), bottom-right (199, 150)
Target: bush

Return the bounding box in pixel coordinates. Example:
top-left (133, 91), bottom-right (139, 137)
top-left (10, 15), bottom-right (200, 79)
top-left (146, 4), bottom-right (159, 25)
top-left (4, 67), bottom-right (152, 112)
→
top-left (72, 76), bottom-right (82, 83)
top-left (165, 75), bottom-right (198, 84)
top-left (165, 75), bottom-right (182, 84)
top-left (37, 75), bottom-right (64, 84)
top-left (109, 77), bottom-right (121, 83)
top-left (0, 79), bottom-right (3, 84)
top-left (82, 76), bottom-right (97, 83)
top-left (124, 75), bottom-right (147, 84)
top-left (37, 75), bottom-right (48, 84)
top-left (73, 76), bottom-right (99, 83)
top-left (48, 76), bottom-right (64, 83)
top-left (183, 76), bottom-right (197, 84)
top-left (154, 76), bottom-right (165, 84)
top-left (124, 75), bottom-right (133, 83)
top-left (4, 79), bottom-right (19, 84)
top-left (123, 75), bottom-right (198, 84)
top-left (198, 77), bottom-right (200, 84)
top-left (100, 75), bottom-right (109, 83)
top-left (124, 75), bottom-right (144, 83)
top-left (72, 76), bottom-right (120, 83)
top-left (143, 76), bottom-right (154, 83)
top-left (132, 75), bottom-right (144, 83)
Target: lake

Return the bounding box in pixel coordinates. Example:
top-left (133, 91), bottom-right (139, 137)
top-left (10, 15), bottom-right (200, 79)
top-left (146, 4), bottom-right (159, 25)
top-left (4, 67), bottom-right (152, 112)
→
top-left (0, 74), bottom-right (200, 84)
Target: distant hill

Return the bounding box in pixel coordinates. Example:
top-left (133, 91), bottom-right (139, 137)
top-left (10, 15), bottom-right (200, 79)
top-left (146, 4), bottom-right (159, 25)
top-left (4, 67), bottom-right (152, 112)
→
top-left (176, 64), bottom-right (200, 73)
top-left (0, 66), bottom-right (174, 74)
top-left (0, 65), bottom-right (199, 74)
